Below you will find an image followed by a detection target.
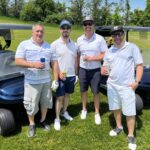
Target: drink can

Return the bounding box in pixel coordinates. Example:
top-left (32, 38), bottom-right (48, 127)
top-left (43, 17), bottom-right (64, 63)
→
top-left (40, 57), bottom-right (45, 63)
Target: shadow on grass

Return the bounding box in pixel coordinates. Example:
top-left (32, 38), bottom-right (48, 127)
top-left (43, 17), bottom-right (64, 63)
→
top-left (108, 111), bottom-right (143, 137)
top-left (67, 101), bottom-right (109, 118)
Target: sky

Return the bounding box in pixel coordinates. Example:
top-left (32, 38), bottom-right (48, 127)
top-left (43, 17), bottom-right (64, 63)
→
top-left (60, 0), bottom-right (146, 11)
top-left (130, 0), bottom-right (146, 11)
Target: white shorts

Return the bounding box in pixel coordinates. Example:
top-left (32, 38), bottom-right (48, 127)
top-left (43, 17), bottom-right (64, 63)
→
top-left (107, 82), bottom-right (136, 116)
top-left (24, 82), bottom-right (53, 116)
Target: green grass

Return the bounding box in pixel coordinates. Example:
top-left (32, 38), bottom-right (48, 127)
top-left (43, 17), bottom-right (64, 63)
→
top-left (0, 16), bottom-right (150, 150)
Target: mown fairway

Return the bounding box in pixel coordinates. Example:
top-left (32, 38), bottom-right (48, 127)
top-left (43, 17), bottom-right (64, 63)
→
top-left (0, 17), bottom-right (150, 150)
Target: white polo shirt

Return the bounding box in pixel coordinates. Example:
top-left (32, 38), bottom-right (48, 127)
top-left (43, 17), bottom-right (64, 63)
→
top-left (104, 41), bottom-right (143, 85)
top-left (51, 37), bottom-right (78, 77)
top-left (15, 38), bottom-right (57, 84)
top-left (77, 33), bottom-right (108, 69)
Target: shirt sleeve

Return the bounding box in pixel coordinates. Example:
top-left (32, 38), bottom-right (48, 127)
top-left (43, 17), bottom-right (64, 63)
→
top-left (99, 37), bottom-right (108, 53)
top-left (50, 43), bottom-right (58, 61)
top-left (15, 42), bottom-right (26, 58)
top-left (132, 43), bottom-right (143, 65)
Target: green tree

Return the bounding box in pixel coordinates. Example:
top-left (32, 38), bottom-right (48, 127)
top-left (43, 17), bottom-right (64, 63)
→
top-left (112, 4), bottom-right (123, 25)
top-left (9, 0), bottom-right (25, 18)
top-left (0, 0), bottom-right (9, 15)
top-left (124, 0), bottom-right (130, 25)
top-left (143, 0), bottom-right (150, 26)
top-left (130, 9), bottom-right (145, 26)
top-left (70, 0), bottom-right (85, 24)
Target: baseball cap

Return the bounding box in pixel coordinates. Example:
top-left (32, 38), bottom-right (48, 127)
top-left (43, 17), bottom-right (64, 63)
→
top-left (60, 20), bottom-right (71, 28)
top-left (82, 16), bottom-right (94, 23)
top-left (110, 26), bottom-right (124, 35)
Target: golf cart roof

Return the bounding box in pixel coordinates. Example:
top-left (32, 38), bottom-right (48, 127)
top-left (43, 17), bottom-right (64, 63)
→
top-left (0, 23), bottom-right (32, 50)
top-left (95, 26), bottom-right (150, 37)
top-left (0, 24), bottom-right (32, 30)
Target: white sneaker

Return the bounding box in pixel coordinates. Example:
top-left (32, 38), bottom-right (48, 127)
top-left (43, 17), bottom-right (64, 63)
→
top-left (80, 110), bottom-right (87, 120)
top-left (128, 143), bottom-right (137, 150)
top-left (128, 136), bottom-right (137, 150)
top-left (54, 118), bottom-right (61, 131)
top-left (95, 113), bottom-right (101, 125)
top-left (61, 111), bottom-right (73, 121)
top-left (109, 127), bottom-right (123, 136)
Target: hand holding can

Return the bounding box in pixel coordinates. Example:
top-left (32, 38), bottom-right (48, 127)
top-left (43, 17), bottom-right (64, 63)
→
top-left (103, 61), bottom-right (110, 75)
top-left (62, 71), bottom-right (67, 80)
top-left (40, 57), bottom-right (45, 69)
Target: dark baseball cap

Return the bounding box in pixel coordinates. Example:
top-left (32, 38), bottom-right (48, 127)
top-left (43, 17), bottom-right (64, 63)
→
top-left (110, 26), bottom-right (124, 35)
top-left (60, 20), bottom-right (71, 28)
top-left (82, 16), bottom-right (94, 23)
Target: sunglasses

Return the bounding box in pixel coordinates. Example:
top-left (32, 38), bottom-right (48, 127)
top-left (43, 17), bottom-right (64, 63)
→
top-left (61, 26), bottom-right (71, 30)
top-left (112, 32), bottom-right (124, 37)
top-left (83, 22), bottom-right (93, 26)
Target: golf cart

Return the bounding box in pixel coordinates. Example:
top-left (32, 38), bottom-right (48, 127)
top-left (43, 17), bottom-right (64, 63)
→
top-left (0, 24), bottom-right (32, 136)
top-left (96, 26), bottom-right (150, 112)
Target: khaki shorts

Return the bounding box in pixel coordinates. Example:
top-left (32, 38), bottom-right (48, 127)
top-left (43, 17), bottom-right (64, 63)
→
top-left (24, 82), bottom-right (52, 116)
top-left (107, 82), bottom-right (136, 116)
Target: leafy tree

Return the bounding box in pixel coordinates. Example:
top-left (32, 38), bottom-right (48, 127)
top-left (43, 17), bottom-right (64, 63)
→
top-left (70, 0), bottom-right (85, 24)
top-left (20, 1), bottom-right (40, 21)
top-left (143, 0), bottom-right (150, 26)
top-left (8, 0), bottom-right (25, 18)
top-left (124, 0), bottom-right (130, 25)
top-left (130, 9), bottom-right (145, 26)
top-left (0, 0), bottom-right (9, 15)
top-left (112, 4), bottom-right (123, 25)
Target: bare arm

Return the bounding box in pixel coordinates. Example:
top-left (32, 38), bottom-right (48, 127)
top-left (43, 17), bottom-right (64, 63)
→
top-left (51, 60), bottom-right (59, 80)
top-left (128, 63), bottom-right (143, 90)
top-left (15, 58), bottom-right (45, 69)
top-left (83, 52), bottom-right (105, 61)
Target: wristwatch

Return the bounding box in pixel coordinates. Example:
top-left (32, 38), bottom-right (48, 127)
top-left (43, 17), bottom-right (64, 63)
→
top-left (135, 80), bottom-right (140, 84)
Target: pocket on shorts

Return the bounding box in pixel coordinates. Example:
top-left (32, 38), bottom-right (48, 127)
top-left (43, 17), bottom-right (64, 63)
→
top-left (23, 97), bottom-right (32, 112)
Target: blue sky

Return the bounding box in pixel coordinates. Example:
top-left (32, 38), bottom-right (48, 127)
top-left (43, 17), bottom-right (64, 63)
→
top-left (63, 0), bottom-right (146, 11)
top-left (130, 0), bottom-right (146, 10)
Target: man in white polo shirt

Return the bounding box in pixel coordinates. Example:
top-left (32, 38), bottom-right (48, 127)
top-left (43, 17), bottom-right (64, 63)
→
top-left (51, 20), bottom-right (78, 131)
top-left (77, 16), bottom-right (108, 125)
top-left (15, 23), bottom-right (58, 137)
top-left (101, 26), bottom-right (143, 150)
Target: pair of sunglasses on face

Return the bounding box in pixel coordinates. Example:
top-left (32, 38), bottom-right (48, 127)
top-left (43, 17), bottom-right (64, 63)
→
top-left (61, 25), bottom-right (71, 30)
top-left (83, 22), bottom-right (93, 26)
top-left (112, 32), bottom-right (124, 37)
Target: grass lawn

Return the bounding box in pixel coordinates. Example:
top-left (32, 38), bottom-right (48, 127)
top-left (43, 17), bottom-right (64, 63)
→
top-left (0, 16), bottom-right (150, 150)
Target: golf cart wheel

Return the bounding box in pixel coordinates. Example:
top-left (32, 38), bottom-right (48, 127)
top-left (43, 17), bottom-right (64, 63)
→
top-left (136, 94), bottom-right (143, 113)
top-left (0, 108), bottom-right (16, 136)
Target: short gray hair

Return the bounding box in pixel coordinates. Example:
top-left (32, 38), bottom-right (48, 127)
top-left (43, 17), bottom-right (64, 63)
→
top-left (32, 23), bottom-right (44, 31)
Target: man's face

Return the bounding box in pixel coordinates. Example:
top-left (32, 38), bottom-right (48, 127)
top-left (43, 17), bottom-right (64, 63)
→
top-left (83, 21), bottom-right (94, 33)
top-left (32, 25), bottom-right (44, 44)
top-left (60, 25), bottom-right (71, 38)
top-left (112, 31), bottom-right (124, 45)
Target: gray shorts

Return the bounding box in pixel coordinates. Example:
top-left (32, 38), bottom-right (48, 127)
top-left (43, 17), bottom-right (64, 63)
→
top-left (23, 82), bottom-right (52, 116)
top-left (107, 82), bottom-right (136, 116)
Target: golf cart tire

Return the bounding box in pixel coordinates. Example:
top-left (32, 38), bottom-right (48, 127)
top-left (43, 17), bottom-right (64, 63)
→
top-left (0, 108), bottom-right (16, 136)
top-left (136, 94), bottom-right (143, 112)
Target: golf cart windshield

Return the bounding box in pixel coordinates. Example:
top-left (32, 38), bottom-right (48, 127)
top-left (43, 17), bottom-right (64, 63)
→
top-left (0, 51), bottom-right (24, 78)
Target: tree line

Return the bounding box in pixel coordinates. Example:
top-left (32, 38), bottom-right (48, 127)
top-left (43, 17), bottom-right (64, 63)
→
top-left (0, 0), bottom-right (150, 26)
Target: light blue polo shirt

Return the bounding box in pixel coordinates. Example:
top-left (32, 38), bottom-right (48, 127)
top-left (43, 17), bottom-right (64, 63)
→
top-left (77, 33), bottom-right (108, 69)
top-left (15, 38), bottom-right (57, 84)
top-left (104, 41), bottom-right (143, 85)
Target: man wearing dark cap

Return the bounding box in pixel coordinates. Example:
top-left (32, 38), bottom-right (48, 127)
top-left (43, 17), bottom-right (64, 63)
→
top-left (101, 26), bottom-right (143, 150)
top-left (51, 20), bottom-right (78, 131)
top-left (77, 16), bottom-right (108, 125)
